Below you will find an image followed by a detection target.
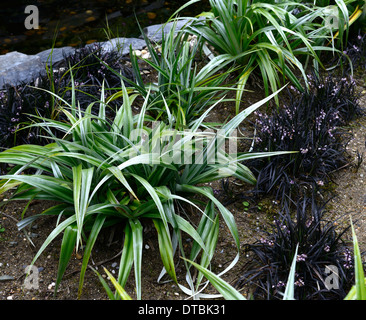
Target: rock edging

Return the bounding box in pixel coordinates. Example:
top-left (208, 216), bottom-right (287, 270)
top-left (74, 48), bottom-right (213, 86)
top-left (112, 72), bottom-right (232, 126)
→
top-left (0, 19), bottom-right (193, 89)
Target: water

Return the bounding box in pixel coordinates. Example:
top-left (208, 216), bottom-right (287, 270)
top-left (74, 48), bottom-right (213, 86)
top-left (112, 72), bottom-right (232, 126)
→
top-left (0, 0), bottom-right (210, 55)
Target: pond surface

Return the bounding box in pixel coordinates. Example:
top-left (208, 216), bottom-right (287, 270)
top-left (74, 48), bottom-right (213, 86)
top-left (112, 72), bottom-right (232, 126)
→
top-left (0, 0), bottom-right (210, 55)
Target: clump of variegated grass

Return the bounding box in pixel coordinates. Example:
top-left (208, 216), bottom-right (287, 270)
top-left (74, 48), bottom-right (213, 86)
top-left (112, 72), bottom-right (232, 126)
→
top-left (185, 0), bottom-right (353, 113)
top-left (0, 76), bottom-right (291, 299)
top-left (107, 18), bottom-right (238, 129)
top-left (344, 218), bottom-right (366, 300)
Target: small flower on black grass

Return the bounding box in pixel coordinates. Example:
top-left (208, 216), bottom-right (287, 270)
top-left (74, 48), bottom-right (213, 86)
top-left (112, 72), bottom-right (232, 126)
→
top-left (343, 248), bottom-right (353, 269)
top-left (260, 237), bottom-right (274, 246)
top-left (317, 180), bottom-right (324, 186)
top-left (272, 281), bottom-right (286, 288)
top-left (295, 277), bottom-right (305, 287)
top-left (296, 253), bottom-right (308, 262)
top-left (306, 216), bottom-right (314, 228)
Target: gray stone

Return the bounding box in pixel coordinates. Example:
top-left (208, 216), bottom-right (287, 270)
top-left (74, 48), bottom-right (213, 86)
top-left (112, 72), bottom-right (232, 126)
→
top-left (141, 19), bottom-right (193, 43)
top-left (0, 51), bottom-right (45, 88)
top-left (36, 46), bottom-right (75, 65)
top-left (99, 37), bottom-right (146, 56)
top-left (28, 232), bottom-right (39, 238)
top-left (0, 275), bottom-right (15, 282)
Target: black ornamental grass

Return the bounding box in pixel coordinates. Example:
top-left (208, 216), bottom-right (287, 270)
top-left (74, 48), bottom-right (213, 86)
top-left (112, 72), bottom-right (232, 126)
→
top-left (236, 196), bottom-right (354, 300)
top-left (60, 43), bottom-right (135, 111)
top-left (0, 44), bottom-right (134, 151)
top-left (342, 30), bottom-right (366, 73)
top-left (249, 71), bottom-right (362, 204)
top-left (0, 76), bottom-right (57, 149)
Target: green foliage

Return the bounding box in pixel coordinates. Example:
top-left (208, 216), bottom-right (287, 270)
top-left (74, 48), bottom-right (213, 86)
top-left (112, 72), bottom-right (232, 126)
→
top-left (109, 19), bottom-right (237, 128)
top-left (0, 81), bottom-right (288, 299)
top-left (186, 0), bottom-right (354, 112)
top-left (344, 219), bottom-right (366, 300)
top-left (2, 0), bottom-right (363, 301)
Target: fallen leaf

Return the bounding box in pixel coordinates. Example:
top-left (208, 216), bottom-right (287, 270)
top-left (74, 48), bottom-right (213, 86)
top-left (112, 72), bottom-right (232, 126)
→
top-left (86, 16), bottom-right (96, 22)
top-left (147, 12), bottom-right (157, 19)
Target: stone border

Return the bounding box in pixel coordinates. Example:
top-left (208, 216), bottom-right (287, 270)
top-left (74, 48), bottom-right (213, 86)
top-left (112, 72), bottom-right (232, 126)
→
top-left (0, 19), bottom-right (193, 89)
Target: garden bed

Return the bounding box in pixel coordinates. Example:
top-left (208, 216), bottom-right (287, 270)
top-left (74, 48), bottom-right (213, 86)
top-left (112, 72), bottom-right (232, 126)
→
top-left (0, 71), bottom-right (365, 300)
top-left (1, 0), bottom-right (366, 301)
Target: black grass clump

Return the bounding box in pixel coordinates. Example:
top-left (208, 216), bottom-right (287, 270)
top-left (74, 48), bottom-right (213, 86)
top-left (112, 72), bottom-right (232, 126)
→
top-left (236, 197), bottom-right (354, 300)
top-left (342, 30), bottom-right (366, 73)
top-left (0, 76), bottom-right (59, 149)
top-left (0, 44), bottom-right (135, 150)
top-left (249, 71), bottom-right (362, 204)
top-left (61, 43), bottom-right (134, 111)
